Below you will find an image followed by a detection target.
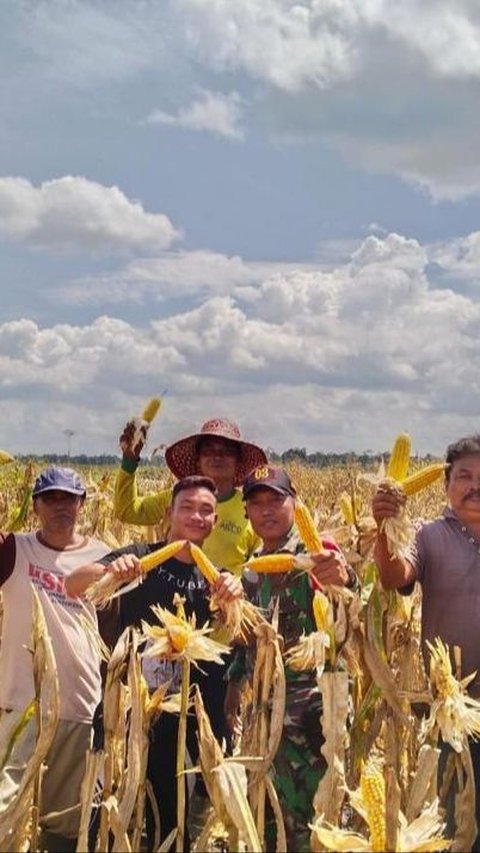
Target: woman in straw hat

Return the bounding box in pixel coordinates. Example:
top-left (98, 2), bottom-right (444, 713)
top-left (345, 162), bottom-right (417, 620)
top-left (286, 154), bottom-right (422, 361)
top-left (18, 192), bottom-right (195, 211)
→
top-left (114, 417), bottom-right (267, 575)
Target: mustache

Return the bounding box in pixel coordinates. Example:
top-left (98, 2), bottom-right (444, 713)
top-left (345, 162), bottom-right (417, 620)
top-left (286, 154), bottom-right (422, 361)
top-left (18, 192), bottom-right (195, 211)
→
top-left (463, 491), bottom-right (480, 501)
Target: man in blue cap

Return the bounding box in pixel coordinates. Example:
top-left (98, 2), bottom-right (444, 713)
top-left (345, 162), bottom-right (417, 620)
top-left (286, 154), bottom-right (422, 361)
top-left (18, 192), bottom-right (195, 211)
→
top-left (0, 466), bottom-right (109, 852)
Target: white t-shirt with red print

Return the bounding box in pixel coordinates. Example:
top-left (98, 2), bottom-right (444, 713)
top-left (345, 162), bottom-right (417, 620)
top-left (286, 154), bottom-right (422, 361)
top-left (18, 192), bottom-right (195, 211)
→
top-left (0, 532), bottom-right (107, 723)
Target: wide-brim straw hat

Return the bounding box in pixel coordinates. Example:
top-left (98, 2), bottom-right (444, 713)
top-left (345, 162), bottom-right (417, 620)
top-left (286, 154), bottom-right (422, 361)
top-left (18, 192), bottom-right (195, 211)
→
top-left (165, 418), bottom-right (267, 486)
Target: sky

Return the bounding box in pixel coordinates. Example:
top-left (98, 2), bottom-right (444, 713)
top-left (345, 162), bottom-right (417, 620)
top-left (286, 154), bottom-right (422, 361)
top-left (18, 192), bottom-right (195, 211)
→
top-left (1, 0), bottom-right (480, 458)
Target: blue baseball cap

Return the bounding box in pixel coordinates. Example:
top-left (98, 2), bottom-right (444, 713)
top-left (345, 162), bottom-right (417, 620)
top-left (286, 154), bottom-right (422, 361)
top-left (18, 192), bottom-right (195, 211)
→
top-left (32, 466), bottom-right (86, 498)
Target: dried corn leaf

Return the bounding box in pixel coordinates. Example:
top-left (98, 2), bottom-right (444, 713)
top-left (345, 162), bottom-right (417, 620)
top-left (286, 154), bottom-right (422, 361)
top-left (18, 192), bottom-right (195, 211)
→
top-left (312, 672), bottom-right (349, 828)
top-left (0, 590), bottom-right (60, 851)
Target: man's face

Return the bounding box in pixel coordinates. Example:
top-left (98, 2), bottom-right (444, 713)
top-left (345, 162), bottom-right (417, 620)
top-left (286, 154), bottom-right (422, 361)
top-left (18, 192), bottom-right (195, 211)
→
top-left (245, 487), bottom-right (294, 542)
top-left (197, 438), bottom-right (239, 483)
top-left (447, 454), bottom-right (480, 524)
top-left (168, 486), bottom-right (217, 545)
top-left (33, 490), bottom-right (84, 532)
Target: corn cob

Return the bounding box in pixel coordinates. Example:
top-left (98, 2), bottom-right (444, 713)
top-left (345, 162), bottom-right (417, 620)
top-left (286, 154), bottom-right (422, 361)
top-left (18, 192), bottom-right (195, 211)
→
top-left (360, 763), bottom-right (386, 853)
top-left (246, 554), bottom-right (295, 575)
top-left (245, 553), bottom-right (297, 573)
top-left (339, 492), bottom-right (355, 525)
top-left (169, 624), bottom-right (191, 653)
top-left (386, 432), bottom-right (411, 481)
top-left (401, 463), bottom-right (445, 496)
top-left (138, 540), bottom-right (186, 573)
top-left (189, 543), bottom-right (220, 584)
top-left (294, 500), bottom-right (325, 553)
top-left (141, 397), bottom-right (161, 423)
top-left (313, 590), bottom-right (330, 632)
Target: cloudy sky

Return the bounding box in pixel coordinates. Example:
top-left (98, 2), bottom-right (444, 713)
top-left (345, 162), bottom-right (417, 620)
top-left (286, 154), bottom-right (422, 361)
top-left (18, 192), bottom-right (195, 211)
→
top-left (1, 0), bottom-right (480, 457)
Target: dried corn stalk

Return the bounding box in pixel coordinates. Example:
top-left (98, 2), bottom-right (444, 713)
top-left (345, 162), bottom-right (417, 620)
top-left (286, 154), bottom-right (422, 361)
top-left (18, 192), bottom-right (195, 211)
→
top-left (240, 617), bottom-right (286, 850)
top-left (311, 670), bottom-right (349, 846)
top-left (193, 687), bottom-right (262, 852)
top-left (0, 590), bottom-right (60, 852)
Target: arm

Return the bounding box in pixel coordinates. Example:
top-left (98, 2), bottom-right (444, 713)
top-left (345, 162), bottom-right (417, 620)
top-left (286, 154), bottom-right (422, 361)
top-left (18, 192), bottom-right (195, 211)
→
top-left (244, 520), bottom-right (262, 561)
top-left (0, 533), bottom-right (15, 587)
top-left (372, 487), bottom-right (416, 590)
top-left (65, 551), bottom-right (143, 598)
top-left (114, 466), bottom-right (171, 526)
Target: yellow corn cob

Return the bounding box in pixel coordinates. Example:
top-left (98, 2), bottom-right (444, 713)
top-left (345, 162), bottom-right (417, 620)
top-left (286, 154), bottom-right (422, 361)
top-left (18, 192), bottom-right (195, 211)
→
top-left (360, 763), bottom-right (386, 852)
top-left (0, 450), bottom-right (15, 465)
top-left (141, 397), bottom-right (161, 423)
top-left (401, 463), bottom-right (445, 496)
top-left (246, 553), bottom-right (297, 573)
top-left (189, 543), bottom-right (220, 584)
top-left (313, 590), bottom-right (330, 632)
top-left (138, 540), bottom-right (186, 573)
top-left (339, 492), bottom-right (355, 524)
top-left (387, 432), bottom-right (411, 481)
top-left (169, 624), bottom-right (191, 653)
top-left (294, 500), bottom-right (325, 553)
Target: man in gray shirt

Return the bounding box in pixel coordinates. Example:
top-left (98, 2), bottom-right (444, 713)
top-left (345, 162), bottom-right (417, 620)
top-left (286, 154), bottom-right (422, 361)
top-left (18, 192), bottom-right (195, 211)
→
top-left (372, 433), bottom-right (480, 851)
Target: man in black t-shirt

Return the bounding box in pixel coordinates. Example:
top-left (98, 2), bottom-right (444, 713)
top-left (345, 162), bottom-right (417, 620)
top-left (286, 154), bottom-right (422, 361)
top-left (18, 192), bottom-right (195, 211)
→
top-left (66, 475), bottom-right (242, 850)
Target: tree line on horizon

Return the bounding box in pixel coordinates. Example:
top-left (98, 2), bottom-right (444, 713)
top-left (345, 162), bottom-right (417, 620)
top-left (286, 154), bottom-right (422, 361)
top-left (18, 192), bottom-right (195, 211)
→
top-left (13, 447), bottom-right (440, 468)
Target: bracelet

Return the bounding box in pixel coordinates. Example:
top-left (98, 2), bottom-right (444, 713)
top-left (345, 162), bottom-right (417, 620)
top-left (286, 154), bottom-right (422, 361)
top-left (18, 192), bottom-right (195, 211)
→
top-left (121, 456), bottom-right (139, 475)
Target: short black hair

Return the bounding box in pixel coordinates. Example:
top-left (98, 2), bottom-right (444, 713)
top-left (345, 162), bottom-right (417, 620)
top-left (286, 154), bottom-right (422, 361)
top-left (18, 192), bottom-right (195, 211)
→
top-left (171, 475), bottom-right (218, 503)
top-left (445, 434), bottom-right (480, 482)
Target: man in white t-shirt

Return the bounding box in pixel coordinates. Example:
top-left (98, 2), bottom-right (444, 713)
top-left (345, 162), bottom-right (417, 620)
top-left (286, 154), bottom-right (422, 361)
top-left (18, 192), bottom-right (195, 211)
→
top-left (0, 466), bottom-right (108, 852)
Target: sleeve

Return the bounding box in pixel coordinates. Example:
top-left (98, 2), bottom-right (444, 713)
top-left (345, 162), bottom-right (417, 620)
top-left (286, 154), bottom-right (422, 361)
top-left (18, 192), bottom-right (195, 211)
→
top-left (243, 521), bottom-right (262, 561)
top-left (113, 467), bottom-right (172, 526)
top-left (404, 528), bottom-right (424, 578)
top-left (0, 533), bottom-right (16, 586)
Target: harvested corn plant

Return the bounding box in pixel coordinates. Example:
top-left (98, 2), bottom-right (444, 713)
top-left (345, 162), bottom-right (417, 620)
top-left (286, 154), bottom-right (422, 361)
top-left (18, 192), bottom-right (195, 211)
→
top-left (192, 687), bottom-right (262, 852)
top-left (239, 616), bottom-right (287, 851)
top-left (141, 594), bottom-right (230, 852)
top-left (311, 755), bottom-right (450, 852)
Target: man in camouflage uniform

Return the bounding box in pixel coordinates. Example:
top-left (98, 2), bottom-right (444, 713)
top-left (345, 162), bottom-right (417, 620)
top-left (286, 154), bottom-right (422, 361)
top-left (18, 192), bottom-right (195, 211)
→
top-left (239, 465), bottom-right (358, 852)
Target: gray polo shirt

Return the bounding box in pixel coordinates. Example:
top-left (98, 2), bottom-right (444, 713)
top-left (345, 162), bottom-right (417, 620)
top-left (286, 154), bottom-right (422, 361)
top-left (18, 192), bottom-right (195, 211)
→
top-left (406, 508), bottom-right (480, 696)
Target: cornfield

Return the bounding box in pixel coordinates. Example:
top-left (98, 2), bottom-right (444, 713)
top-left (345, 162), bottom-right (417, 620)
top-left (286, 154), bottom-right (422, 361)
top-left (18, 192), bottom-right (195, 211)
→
top-left (0, 456), bottom-right (474, 852)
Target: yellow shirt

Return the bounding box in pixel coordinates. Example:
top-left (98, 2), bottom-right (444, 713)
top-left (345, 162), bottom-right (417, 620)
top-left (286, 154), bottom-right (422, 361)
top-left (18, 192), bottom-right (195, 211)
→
top-left (114, 468), bottom-right (259, 574)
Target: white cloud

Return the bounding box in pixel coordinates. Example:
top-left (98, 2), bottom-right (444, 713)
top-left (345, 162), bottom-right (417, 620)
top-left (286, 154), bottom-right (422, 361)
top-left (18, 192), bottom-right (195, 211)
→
top-left (175, 0), bottom-right (480, 89)
top-left (50, 250), bottom-right (260, 306)
top-left (4, 1), bottom-right (480, 200)
top-left (0, 176), bottom-right (180, 254)
top-left (1, 230), bottom-right (480, 455)
top-left (429, 231), bottom-right (480, 280)
top-left (170, 0), bottom-right (480, 200)
top-left (144, 90), bottom-right (245, 139)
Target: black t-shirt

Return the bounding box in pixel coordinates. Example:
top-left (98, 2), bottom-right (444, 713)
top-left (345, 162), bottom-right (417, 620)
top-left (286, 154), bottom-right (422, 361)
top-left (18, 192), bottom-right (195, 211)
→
top-left (100, 542), bottom-right (225, 725)
top-left (100, 541), bottom-right (211, 631)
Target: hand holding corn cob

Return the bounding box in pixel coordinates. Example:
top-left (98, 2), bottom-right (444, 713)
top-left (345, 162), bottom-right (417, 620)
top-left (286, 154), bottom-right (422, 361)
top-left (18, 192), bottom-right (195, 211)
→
top-left (119, 397), bottom-right (162, 459)
top-left (371, 433), bottom-right (445, 558)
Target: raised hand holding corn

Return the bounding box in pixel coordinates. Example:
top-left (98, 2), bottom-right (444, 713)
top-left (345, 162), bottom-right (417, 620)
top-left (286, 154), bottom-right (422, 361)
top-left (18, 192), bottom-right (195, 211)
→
top-left (119, 396), bottom-right (162, 459)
